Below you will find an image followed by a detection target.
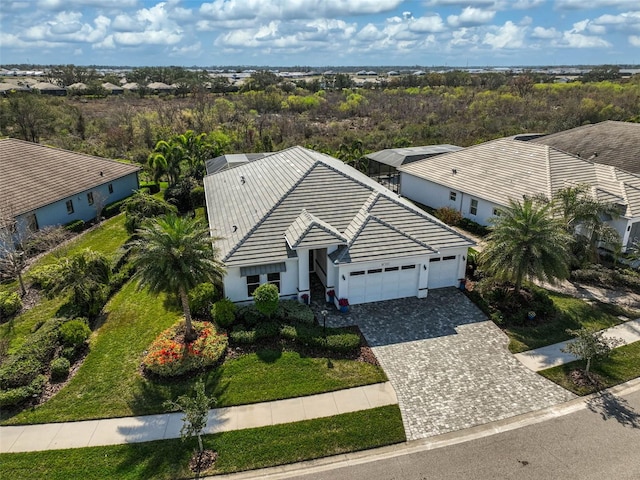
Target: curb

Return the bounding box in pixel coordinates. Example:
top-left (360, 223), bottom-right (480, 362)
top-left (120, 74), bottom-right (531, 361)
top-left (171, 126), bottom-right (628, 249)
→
top-left (208, 377), bottom-right (640, 479)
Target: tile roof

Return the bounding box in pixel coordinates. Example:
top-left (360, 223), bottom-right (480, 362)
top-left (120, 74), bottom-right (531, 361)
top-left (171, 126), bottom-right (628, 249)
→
top-left (399, 137), bottom-right (640, 219)
top-left (530, 121), bottom-right (640, 175)
top-left (0, 138), bottom-right (140, 217)
top-left (204, 146), bottom-right (473, 267)
top-left (366, 144), bottom-right (463, 168)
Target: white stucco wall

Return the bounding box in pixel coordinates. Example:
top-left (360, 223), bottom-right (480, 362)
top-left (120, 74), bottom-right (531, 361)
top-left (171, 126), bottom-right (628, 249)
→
top-left (223, 259), bottom-right (299, 304)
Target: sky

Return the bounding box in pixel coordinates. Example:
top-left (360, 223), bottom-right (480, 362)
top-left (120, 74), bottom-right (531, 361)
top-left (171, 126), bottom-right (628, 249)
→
top-left (1, 0), bottom-right (639, 68)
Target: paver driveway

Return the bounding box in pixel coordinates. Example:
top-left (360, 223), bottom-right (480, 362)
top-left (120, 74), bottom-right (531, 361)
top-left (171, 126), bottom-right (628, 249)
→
top-left (317, 288), bottom-right (575, 441)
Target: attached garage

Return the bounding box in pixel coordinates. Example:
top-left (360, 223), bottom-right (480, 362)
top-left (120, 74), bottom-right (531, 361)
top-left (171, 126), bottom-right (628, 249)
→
top-left (347, 263), bottom-right (419, 305)
top-left (428, 255), bottom-right (459, 288)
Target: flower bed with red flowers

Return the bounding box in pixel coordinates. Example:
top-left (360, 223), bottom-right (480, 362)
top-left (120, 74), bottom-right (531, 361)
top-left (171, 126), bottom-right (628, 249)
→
top-left (143, 320), bottom-right (228, 377)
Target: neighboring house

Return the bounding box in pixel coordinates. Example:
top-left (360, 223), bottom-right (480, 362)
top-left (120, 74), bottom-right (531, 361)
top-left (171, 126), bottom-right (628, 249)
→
top-left (398, 137), bottom-right (640, 250)
top-left (365, 145), bottom-right (462, 193)
top-left (101, 82), bottom-right (124, 95)
top-left (0, 138), bottom-right (140, 234)
top-left (146, 82), bottom-right (173, 94)
top-left (31, 82), bottom-right (66, 96)
top-left (204, 146), bottom-right (473, 306)
top-left (205, 153), bottom-right (269, 175)
top-left (530, 121), bottom-right (640, 175)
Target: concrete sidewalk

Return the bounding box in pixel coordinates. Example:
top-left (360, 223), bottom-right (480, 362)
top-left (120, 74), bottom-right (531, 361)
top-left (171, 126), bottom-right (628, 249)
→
top-left (514, 318), bottom-right (640, 371)
top-left (0, 382), bottom-right (397, 454)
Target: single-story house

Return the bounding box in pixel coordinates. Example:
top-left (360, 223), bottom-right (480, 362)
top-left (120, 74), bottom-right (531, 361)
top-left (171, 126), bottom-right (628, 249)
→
top-left (529, 121), bottom-right (640, 175)
top-left (365, 145), bottom-right (462, 193)
top-left (204, 146), bottom-right (474, 305)
top-left (398, 137), bottom-right (640, 250)
top-left (205, 153), bottom-right (269, 175)
top-left (102, 82), bottom-right (124, 95)
top-left (0, 138), bottom-right (140, 235)
top-left (31, 82), bottom-right (66, 96)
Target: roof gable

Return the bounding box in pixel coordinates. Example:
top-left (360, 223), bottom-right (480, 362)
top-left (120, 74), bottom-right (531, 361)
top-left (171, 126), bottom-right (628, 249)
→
top-left (284, 209), bottom-right (347, 249)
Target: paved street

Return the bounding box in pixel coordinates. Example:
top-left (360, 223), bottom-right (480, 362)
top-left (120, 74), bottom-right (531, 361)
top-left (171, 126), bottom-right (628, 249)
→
top-left (320, 289), bottom-right (575, 440)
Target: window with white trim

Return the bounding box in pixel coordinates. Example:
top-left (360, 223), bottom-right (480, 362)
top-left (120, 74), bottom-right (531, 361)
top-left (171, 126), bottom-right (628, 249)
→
top-left (493, 208), bottom-right (502, 216)
top-left (87, 192), bottom-right (94, 205)
top-left (449, 191), bottom-right (457, 201)
top-left (246, 275), bottom-right (260, 297)
top-left (470, 199), bottom-right (478, 216)
top-left (66, 200), bottom-right (74, 214)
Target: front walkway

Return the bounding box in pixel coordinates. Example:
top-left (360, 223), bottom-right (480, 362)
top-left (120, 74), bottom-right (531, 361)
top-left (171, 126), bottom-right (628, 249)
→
top-left (317, 289), bottom-right (575, 441)
top-left (0, 383), bottom-right (396, 453)
top-left (515, 318), bottom-right (640, 371)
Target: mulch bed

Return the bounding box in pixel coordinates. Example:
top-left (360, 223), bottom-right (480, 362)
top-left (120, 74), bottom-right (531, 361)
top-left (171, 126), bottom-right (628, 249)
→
top-left (569, 369), bottom-right (604, 390)
top-left (189, 449), bottom-right (218, 474)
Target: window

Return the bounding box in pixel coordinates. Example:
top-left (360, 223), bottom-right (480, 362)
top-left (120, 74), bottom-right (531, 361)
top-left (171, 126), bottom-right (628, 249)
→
top-left (470, 199), bottom-right (478, 216)
top-left (449, 191), bottom-right (457, 201)
top-left (443, 255), bottom-right (456, 261)
top-left (108, 183), bottom-right (114, 194)
top-left (429, 257), bottom-right (441, 262)
top-left (492, 208), bottom-right (502, 217)
top-left (367, 268), bottom-right (382, 274)
top-left (246, 275), bottom-right (260, 297)
top-left (384, 266), bottom-right (399, 272)
top-left (66, 200), bottom-right (74, 214)
top-left (350, 271), bottom-right (365, 276)
top-left (401, 264), bottom-right (416, 270)
top-left (267, 272), bottom-right (280, 292)
top-left (87, 192), bottom-right (94, 205)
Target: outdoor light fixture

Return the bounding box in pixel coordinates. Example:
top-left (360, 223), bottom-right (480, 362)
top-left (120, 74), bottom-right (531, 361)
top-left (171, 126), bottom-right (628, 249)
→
top-left (341, 274), bottom-right (345, 280)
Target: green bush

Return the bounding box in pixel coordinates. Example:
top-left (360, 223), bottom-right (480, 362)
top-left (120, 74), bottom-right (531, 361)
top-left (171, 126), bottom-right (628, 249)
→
top-left (61, 346), bottom-right (79, 361)
top-left (123, 191), bottom-right (176, 233)
top-left (278, 300), bottom-right (315, 324)
top-left (237, 304), bottom-right (265, 327)
top-left (324, 333), bottom-right (361, 353)
top-left (0, 291), bottom-right (22, 320)
top-left (64, 219), bottom-right (85, 233)
top-left (28, 264), bottom-right (63, 291)
top-left (0, 317), bottom-right (64, 390)
top-left (0, 375), bottom-right (46, 408)
top-left (459, 218), bottom-right (490, 237)
top-left (50, 357), bottom-right (71, 382)
top-left (190, 186), bottom-right (205, 208)
top-left (59, 318), bottom-right (91, 349)
top-left (212, 298), bottom-right (237, 329)
top-left (103, 198), bottom-right (127, 219)
top-left (229, 325), bottom-right (257, 344)
top-left (280, 322), bottom-right (360, 353)
top-left (253, 283), bottom-right (280, 318)
top-left (434, 206), bottom-right (462, 226)
top-left (255, 321), bottom-right (280, 340)
top-left (189, 282), bottom-right (218, 320)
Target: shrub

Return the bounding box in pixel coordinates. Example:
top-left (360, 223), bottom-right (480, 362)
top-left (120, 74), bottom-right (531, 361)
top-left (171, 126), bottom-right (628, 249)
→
top-left (278, 300), bottom-right (314, 324)
top-left (0, 317), bottom-right (64, 390)
top-left (61, 346), bottom-right (79, 361)
top-left (212, 298), bottom-right (236, 329)
top-left (280, 322), bottom-right (360, 353)
top-left (103, 198), bottom-right (127, 219)
top-left (434, 206), bottom-right (462, 226)
top-left (324, 333), bottom-right (361, 353)
top-left (255, 321), bottom-right (280, 340)
top-left (253, 283), bottom-right (280, 318)
top-left (50, 357), bottom-right (71, 382)
top-left (229, 325), bottom-right (257, 344)
top-left (237, 304), bottom-right (265, 327)
top-left (59, 318), bottom-right (91, 349)
top-left (29, 264), bottom-right (63, 291)
top-left (64, 219), bottom-right (85, 233)
top-left (0, 291), bottom-right (22, 320)
top-left (459, 218), bottom-right (491, 237)
top-left (0, 375), bottom-right (46, 408)
top-left (190, 186), bottom-right (205, 209)
top-left (123, 191), bottom-right (176, 233)
top-left (189, 283), bottom-right (218, 319)
top-left (143, 321), bottom-right (228, 377)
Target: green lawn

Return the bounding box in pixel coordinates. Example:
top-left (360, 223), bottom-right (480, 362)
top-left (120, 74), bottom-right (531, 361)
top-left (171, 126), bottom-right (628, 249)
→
top-left (3, 280), bottom-right (386, 425)
top-left (0, 406), bottom-right (405, 480)
top-left (504, 292), bottom-right (637, 353)
top-left (539, 341), bottom-right (640, 395)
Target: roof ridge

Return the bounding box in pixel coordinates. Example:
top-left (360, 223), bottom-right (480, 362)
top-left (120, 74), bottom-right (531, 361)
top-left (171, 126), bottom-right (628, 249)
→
top-left (223, 158), bottom-right (317, 262)
top-left (368, 214), bottom-right (438, 253)
top-left (285, 209), bottom-right (347, 249)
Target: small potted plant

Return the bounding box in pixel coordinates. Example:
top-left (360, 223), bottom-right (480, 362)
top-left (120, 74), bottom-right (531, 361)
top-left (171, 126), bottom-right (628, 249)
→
top-left (301, 293), bottom-right (309, 305)
top-left (338, 298), bottom-right (349, 313)
top-left (326, 289), bottom-right (335, 303)
top-left (527, 310), bottom-right (536, 321)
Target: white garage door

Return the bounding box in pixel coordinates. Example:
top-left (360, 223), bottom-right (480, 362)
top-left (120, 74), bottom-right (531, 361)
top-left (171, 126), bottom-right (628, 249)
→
top-left (428, 255), bottom-right (459, 289)
top-left (348, 264), bottom-right (419, 304)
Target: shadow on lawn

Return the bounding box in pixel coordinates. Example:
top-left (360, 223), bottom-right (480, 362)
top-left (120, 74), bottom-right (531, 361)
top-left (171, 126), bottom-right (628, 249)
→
top-left (586, 390), bottom-right (640, 428)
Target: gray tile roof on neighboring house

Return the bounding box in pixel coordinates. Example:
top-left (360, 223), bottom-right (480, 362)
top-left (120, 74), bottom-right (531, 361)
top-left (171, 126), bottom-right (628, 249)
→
top-left (399, 137), bottom-right (640, 219)
top-left (366, 145), bottom-right (463, 168)
top-left (530, 121), bottom-right (640, 175)
top-left (0, 138), bottom-right (140, 217)
top-left (205, 153), bottom-right (269, 175)
top-left (204, 146), bottom-right (473, 268)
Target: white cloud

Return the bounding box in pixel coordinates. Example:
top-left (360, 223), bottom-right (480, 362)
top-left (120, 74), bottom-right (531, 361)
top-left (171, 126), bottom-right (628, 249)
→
top-left (629, 35), bottom-right (640, 47)
top-left (483, 21), bottom-right (527, 49)
top-left (560, 31), bottom-right (612, 48)
top-left (555, 0), bottom-right (633, 10)
top-left (37, 0), bottom-right (137, 10)
top-left (170, 41), bottom-right (202, 56)
top-left (409, 14), bottom-right (447, 33)
top-left (107, 3), bottom-right (185, 47)
top-left (532, 26), bottom-right (560, 39)
top-left (448, 7), bottom-right (496, 27)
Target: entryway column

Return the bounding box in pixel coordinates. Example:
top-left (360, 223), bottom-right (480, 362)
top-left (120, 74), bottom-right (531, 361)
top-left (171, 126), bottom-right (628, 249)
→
top-left (297, 248), bottom-right (310, 303)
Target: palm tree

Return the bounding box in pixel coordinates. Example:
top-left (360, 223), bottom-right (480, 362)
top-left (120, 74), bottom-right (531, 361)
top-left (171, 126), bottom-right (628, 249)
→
top-left (337, 139), bottom-right (368, 173)
top-left (480, 198), bottom-right (572, 293)
top-left (130, 214), bottom-right (225, 342)
top-left (552, 184), bottom-right (621, 263)
top-left (148, 140), bottom-right (184, 186)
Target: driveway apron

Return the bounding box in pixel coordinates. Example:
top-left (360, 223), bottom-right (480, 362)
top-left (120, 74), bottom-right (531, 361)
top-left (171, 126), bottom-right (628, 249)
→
top-left (318, 288), bottom-right (575, 441)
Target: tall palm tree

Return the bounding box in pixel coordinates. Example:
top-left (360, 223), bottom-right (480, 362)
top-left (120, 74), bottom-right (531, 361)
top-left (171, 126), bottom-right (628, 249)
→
top-left (337, 139), bottom-right (368, 173)
top-left (480, 198), bottom-right (572, 293)
top-left (148, 140), bottom-right (184, 186)
top-left (130, 214), bottom-right (225, 342)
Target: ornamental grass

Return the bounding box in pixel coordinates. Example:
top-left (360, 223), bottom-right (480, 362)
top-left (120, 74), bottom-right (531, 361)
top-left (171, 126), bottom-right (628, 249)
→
top-left (143, 320), bottom-right (227, 377)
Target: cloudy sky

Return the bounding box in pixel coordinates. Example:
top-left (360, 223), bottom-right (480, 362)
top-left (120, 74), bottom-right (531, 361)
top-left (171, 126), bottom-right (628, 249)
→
top-left (1, 0), bottom-right (639, 67)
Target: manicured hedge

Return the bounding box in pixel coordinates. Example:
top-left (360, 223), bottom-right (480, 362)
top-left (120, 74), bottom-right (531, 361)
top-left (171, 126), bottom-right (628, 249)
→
top-left (64, 219), bottom-right (85, 233)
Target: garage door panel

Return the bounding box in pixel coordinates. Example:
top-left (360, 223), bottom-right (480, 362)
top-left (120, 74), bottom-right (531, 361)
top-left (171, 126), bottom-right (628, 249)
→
top-left (428, 256), bottom-right (458, 289)
top-left (347, 263), bottom-right (419, 305)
